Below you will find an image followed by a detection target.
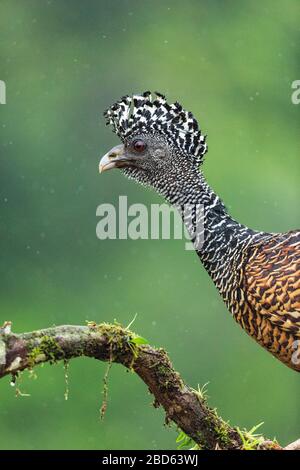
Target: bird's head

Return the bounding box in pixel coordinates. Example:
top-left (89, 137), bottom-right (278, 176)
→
top-left (99, 91), bottom-right (207, 200)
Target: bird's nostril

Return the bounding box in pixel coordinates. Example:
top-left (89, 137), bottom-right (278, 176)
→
top-left (108, 152), bottom-right (117, 160)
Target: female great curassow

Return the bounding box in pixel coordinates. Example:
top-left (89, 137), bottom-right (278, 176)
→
top-left (99, 91), bottom-right (300, 372)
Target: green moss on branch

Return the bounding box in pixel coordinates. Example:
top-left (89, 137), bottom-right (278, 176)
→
top-left (0, 321), bottom-right (285, 450)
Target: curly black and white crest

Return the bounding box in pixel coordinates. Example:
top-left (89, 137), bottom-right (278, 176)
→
top-left (104, 91), bottom-right (208, 166)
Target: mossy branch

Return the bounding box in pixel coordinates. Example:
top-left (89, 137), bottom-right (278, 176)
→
top-left (0, 322), bottom-right (297, 450)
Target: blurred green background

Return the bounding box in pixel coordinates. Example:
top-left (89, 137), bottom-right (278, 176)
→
top-left (0, 0), bottom-right (299, 450)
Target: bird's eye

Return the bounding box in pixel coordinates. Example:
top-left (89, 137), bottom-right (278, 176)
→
top-left (133, 139), bottom-right (146, 153)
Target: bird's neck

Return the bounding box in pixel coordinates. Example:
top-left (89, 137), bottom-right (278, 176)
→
top-left (163, 169), bottom-right (266, 296)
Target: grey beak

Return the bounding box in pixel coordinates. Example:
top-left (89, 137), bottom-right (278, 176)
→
top-left (99, 144), bottom-right (125, 173)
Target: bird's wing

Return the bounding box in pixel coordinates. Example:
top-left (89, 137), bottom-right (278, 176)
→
top-left (241, 230), bottom-right (300, 336)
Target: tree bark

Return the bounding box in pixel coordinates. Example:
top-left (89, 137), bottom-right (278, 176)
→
top-left (0, 322), bottom-right (297, 450)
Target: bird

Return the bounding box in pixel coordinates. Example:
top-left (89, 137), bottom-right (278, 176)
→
top-left (99, 91), bottom-right (300, 372)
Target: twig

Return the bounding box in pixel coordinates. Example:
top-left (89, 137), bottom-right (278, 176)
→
top-left (284, 438), bottom-right (300, 451)
top-left (0, 322), bottom-right (296, 450)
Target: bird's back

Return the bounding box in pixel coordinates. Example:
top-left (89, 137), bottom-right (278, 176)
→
top-left (236, 230), bottom-right (300, 370)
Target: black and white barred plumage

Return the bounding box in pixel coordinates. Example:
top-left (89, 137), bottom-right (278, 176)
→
top-left (100, 91), bottom-right (300, 371)
top-left (104, 91), bottom-right (207, 167)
